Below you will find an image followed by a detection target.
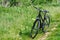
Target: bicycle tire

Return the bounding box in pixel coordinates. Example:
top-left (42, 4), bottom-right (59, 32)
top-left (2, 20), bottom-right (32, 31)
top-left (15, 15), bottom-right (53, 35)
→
top-left (30, 19), bottom-right (40, 39)
top-left (42, 15), bottom-right (50, 33)
top-left (45, 15), bottom-right (50, 26)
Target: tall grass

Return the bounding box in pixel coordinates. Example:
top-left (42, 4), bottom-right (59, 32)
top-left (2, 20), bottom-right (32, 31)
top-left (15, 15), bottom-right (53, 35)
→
top-left (0, 6), bottom-right (38, 40)
top-left (0, 5), bottom-right (60, 40)
top-left (46, 7), bottom-right (60, 40)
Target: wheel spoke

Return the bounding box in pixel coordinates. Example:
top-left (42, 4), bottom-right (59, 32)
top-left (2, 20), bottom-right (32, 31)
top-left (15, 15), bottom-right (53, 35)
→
top-left (31, 20), bottom-right (40, 38)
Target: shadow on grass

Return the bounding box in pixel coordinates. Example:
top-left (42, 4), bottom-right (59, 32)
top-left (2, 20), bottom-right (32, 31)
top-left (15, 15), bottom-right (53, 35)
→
top-left (18, 29), bottom-right (43, 39)
top-left (19, 31), bottom-right (31, 37)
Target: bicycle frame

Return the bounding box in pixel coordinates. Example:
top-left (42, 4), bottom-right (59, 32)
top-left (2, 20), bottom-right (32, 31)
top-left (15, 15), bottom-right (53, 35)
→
top-left (36, 9), bottom-right (49, 28)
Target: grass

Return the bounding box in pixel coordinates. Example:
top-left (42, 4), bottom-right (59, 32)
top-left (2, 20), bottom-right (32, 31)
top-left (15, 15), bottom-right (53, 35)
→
top-left (0, 5), bottom-right (60, 40)
top-left (0, 6), bottom-right (38, 40)
top-left (46, 13), bottom-right (60, 40)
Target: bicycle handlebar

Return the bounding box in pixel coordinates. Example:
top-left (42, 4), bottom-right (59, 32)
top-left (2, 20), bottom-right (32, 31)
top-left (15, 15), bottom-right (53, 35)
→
top-left (31, 0), bottom-right (49, 13)
top-left (33, 6), bottom-right (49, 13)
top-left (43, 10), bottom-right (49, 13)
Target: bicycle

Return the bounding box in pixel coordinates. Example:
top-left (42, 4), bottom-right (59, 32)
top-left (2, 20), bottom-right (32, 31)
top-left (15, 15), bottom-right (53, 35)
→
top-left (30, 6), bottom-right (50, 39)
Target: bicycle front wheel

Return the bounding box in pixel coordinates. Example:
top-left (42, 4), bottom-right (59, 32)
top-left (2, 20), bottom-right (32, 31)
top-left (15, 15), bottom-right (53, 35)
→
top-left (30, 19), bottom-right (40, 39)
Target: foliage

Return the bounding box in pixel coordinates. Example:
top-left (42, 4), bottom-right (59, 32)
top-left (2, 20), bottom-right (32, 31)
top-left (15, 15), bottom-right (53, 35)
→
top-left (0, 0), bottom-right (60, 40)
top-left (0, 0), bottom-right (60, 7)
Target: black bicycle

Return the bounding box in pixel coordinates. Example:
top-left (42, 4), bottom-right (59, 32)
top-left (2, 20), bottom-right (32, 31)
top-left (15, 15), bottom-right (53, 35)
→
top-left (30, 6), bottom-right (50, 39)
top-left (30, 0), bottom-right (50, 39)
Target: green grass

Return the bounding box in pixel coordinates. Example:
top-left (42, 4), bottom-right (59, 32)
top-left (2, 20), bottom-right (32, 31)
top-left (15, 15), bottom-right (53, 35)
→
top-left (0, 6), bottom-right (38, 40)
top-left (0, 5), bottom-right (60, 40)
top-left (46, 13), bottom-right (60, 40)
top-left (46, 25), bottom-right (60, 40)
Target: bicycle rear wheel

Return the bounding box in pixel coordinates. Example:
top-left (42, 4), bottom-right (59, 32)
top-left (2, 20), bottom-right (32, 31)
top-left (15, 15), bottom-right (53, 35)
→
top-left (45, 15), bottom-right (50, 26)
top-left (42, 15), bottom-right (50, 33)
top-left (30, 19), bottom-right (40, 39)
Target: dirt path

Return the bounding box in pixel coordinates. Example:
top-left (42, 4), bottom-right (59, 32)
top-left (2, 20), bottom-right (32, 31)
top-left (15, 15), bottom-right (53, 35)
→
top-left (38, 24), bottom-right (57, 40)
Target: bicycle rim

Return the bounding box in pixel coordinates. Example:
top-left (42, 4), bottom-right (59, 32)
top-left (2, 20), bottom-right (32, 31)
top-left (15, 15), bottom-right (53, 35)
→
top-left (45, 16), bottom-right (50, 26)
top-left (31, 20), bottom-right (40, 39)
top-left (43, 16), bottom-right (50, 32)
